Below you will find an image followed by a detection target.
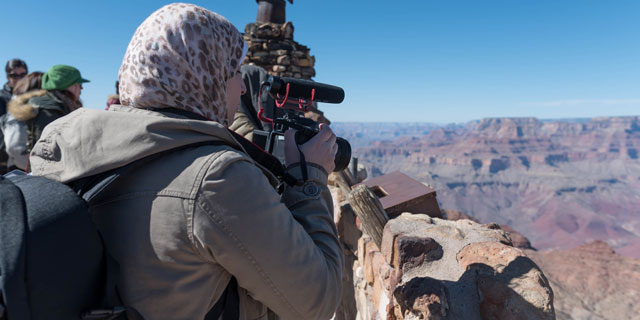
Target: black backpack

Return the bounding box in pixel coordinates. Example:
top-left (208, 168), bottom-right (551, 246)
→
top-left (0, 173), bottom-right (125, 320)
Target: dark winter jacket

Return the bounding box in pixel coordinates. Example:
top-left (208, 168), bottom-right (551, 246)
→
top-left (229, 65), bottom-right (280, 141)
top-left (0, 82), bottom-right (11, 116)
top-left (8, 89), bottom-right (80, 153)
top-left (0, 83), bottom-right (12, 172)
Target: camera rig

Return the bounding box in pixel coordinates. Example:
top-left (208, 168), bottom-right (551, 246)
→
top-left (252, 76), bottom-right (351, 172)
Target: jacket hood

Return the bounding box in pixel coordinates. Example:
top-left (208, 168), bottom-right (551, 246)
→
top-left (30, 105), bottom-right (250, 183)
top-left (7, 89), bottom-right (47, 121)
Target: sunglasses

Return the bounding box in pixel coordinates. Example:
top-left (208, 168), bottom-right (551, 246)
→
top-left (8, 72), bottom-right (26, 79)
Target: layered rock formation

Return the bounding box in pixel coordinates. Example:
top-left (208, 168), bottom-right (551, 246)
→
top-left (332, 123), bottom-right (445, 148)
top-left (337, 116), bottom-right (640, 259)
top-left (526, 241), bottom-right (640, 320)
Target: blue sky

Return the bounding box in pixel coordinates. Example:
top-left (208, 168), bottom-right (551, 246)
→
top-left (1, 0), bottom-right (638, 123)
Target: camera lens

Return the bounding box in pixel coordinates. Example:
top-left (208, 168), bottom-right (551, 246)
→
top-left (334, 137), bottom-right (351, 172)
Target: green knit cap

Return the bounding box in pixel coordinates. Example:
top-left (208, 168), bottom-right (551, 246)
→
top-left (41, 65), bottom-right (89, 90)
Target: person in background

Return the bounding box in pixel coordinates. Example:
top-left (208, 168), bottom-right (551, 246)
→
top-left (9, 64), bottom-right (88, 156)
top-left (0, 59), bottom-right (28, 173)
top-left (106, 81), bottom-right (120, 110)
top-left (1, 72), bottom-right (44, 170)
top-left (1, 59), bottom-right (28, 114)
top-left (106, 94), bottom-right (119, 110)
top-left (29, 3), bottom-right (342, 319)
top-left (229, 64), bottom-right (278, 141)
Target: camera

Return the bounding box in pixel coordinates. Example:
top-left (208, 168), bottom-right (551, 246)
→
top-left (252, 76), bottom-right (351, 172)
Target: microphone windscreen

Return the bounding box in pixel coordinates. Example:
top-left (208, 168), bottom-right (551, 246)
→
top-left (269, 77), bottom-right (344, 104)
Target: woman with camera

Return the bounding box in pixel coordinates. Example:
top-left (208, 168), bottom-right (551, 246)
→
top-left (29, 3), bottom-right (342, 320)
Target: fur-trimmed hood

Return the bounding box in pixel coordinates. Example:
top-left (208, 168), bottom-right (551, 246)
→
top-left (8, 89), bottom-right (47, 121)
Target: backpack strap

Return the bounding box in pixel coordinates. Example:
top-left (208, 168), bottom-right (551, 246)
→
top-left (0, 177), bottom-right (31, 320)
top-left (70, 140), bottom-right (231, 203)
top-left (226, 129), bottom-right (299, 187)
top-left (8, 174), bottom-right (113, 320)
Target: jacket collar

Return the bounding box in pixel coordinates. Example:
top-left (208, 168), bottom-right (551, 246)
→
top-left (1, 82), bottom-right (12, 96)
top-left (29, 105), bottom-right (277, 185)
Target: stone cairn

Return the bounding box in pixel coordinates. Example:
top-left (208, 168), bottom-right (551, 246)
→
top-left (243, 0), bottom-right (329, 123)
top-left (243, 22), bottom-right (316, 80)
top-left (243, 0), bottom-right (316, 80)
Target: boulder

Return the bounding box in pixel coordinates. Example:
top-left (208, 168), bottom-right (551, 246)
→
top-left (354, 213), bottom-right (554, 319)
top-left (443, 209), bottom-right (535, 250)
top-left (393, 277), bottom-right (448, 320)
top-left (457, 242), bottom-right (555, 319)
top-left (500, 224), bottom-right (535, 250)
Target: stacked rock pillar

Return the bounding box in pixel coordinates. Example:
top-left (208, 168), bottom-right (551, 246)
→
top-left (244, 0), bottom-right (329, 123)
top-left (244, 0), bottom-right (317, 80)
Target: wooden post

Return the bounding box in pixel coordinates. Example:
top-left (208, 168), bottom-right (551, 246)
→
top-left (348, 184), bottom-right (389, 248)
top-left (333, 170), bottom-right (355, 195)
top-left (341, 166), bottom-right (356, 186)
top-left (350, 157), bottom-right (358, 182)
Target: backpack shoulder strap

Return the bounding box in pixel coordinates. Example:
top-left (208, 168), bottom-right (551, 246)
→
top-left (227, 130), bottom-right (299, 187)
top-left (69, 140), bottom-right (231, 203)
top-left (0, 177), bottom-right (31, 320)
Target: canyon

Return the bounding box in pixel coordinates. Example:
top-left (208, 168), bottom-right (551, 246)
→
top-left (333, 116), bottom-right (640, 260)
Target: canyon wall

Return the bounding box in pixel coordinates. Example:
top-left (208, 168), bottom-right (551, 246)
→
top-left (334, 116), bottom-right (640, 259)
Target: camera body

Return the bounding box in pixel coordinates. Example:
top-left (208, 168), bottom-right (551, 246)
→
top-left (252, 76), bottom-right (351, 172)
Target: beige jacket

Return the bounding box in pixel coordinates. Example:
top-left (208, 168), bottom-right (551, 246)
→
top-left (30, 106), bottom-right (343, 320)
top-left (229, 110), bottom-right (257, 141)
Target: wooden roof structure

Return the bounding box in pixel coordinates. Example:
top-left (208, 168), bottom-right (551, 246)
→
top-left (360, 171), bottom-right (442, 219)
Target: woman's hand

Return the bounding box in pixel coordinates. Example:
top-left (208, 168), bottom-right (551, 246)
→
top-left (284, 123), bottom-right (338, 174)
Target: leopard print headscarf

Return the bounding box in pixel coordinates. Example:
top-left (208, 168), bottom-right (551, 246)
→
top-left (118, 3), bottom-right (247, 123)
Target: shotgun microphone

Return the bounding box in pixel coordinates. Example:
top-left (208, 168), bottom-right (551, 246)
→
top-left (267, 76), bottom-right (345, 104)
